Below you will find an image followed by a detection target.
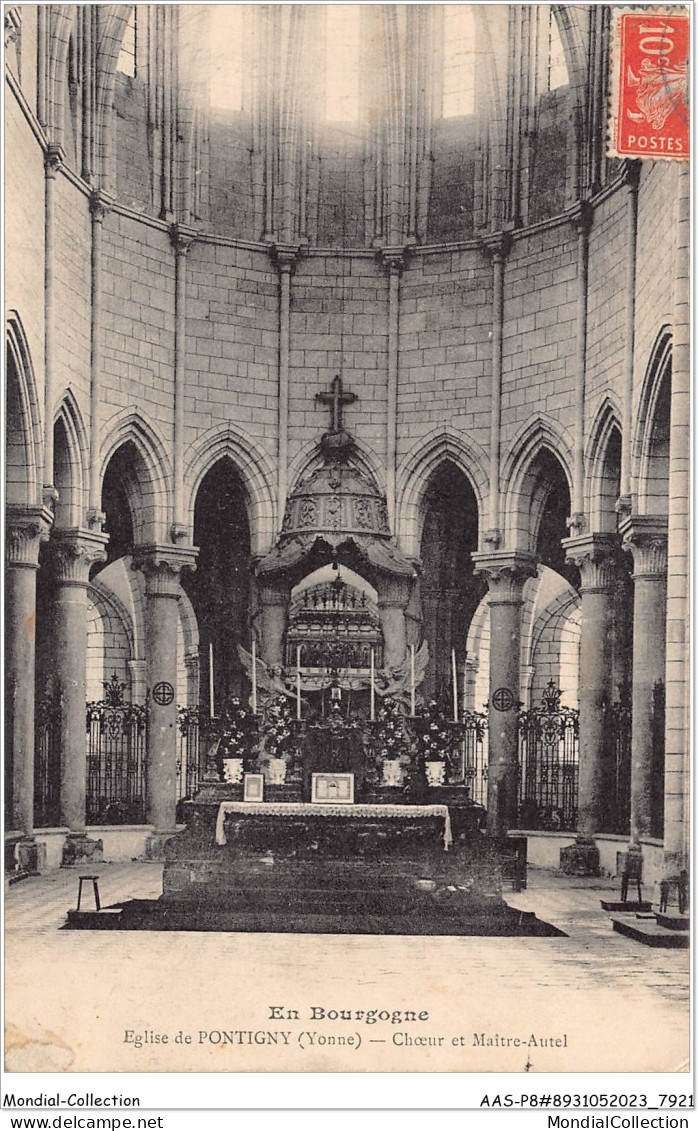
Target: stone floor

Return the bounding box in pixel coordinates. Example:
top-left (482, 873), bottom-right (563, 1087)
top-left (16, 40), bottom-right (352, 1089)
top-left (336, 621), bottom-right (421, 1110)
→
top-left (4, 861), bottom-right (689, 1074)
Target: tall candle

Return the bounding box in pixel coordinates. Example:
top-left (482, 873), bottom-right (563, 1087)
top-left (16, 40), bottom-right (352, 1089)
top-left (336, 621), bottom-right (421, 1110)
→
top-left (209, 641), bottom-right (214, 718)
top-left (370, 648), bottom-right (375, 722)
top-left (452, 647), bottom-right (458, 721)
top-left (296, 644), bottom-right (302, 721)
top-left (410, 644), bottom-right (416, 716)
top-left (251, 638), bottom-right (257, 714)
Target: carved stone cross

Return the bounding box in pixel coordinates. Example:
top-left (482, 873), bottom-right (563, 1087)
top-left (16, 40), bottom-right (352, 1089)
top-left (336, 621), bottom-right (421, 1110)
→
top-left (315, 375), bottom-right (357, 433)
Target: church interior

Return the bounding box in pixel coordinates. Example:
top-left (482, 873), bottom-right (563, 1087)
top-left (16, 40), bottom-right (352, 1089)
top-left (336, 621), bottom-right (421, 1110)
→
top-left (4, 0), bottom-right (690, 1028)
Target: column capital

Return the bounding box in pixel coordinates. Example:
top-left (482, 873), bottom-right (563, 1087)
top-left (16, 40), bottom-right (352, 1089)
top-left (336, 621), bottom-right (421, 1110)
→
top-left (5, 505), bottom-right (53, 568)
top-left (471, 550), bottom-right (537, 603)
top-left (269, 243), bottom-right (301, 274)
top-left (89, 189), bottom-right (114, 223)
top-left (46, 528), bottom-right (108, 585)
top-left (378, 246), bottom-right (408, 277)
top-left (44, 143), bottom-right (65, 178)
top-left (479, 231), bottom-right (513, 263)
top-left (619, 515), bottom-right (668, 577)
top-left (169, 223), bottom-right (198, 257)
top-left (562, 532), bottom-right (620, 592)
top-left (132, 543), bottom-right (198, 597)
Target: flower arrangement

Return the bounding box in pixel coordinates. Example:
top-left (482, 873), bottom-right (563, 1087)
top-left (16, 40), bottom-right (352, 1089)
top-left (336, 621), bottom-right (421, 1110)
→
top-left (218, 696), bottom-right (256, 760)
top-left (261, 695), bottom-right (295, 759)
top-left (413, 698), bottom-right (462, 764)
top-left (370, 697), bottom-right (413, 763)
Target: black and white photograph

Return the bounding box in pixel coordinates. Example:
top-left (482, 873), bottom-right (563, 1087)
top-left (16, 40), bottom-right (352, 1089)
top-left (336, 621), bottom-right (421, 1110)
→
top-left (3, 0), bottom-right (690, 1106)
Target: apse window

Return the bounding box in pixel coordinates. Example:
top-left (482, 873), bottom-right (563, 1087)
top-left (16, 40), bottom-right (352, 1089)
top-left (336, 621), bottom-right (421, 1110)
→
top-left (210, 5), bottom-right (244, 111)
top-left (442, 5), bottom-right (476, 116)
top-left (325, 4), bottom-right (360, 120)
top-left (540, 7), bottom-right (568, 91)
top-left (116, 7), bottom-right (137, 77)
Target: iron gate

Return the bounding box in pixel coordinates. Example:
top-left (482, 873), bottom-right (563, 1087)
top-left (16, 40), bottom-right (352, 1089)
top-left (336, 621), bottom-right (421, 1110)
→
top-left (451, 711), bottom-right (488, 806)
top-left (177, 706), bottom-right (201, 801)
top-left (34, 693), bottom-right (61, 828)
top-left (603, 691), bottom-right (632, 835)
top-left (518, 681), bottom-right (579, 830)
top-left (86, 674), bottom-right (146, 824)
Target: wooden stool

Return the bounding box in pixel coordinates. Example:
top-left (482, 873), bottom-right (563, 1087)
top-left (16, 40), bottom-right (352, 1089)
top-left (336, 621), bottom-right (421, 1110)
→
top-left (77, 875), bottom-right (101, 912)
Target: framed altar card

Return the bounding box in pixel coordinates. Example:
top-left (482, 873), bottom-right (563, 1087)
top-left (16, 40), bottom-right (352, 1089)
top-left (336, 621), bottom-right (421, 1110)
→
top-left (243, 773), bottom-right (264, 802)
top-left (311, 772), bottom-right (355, 804)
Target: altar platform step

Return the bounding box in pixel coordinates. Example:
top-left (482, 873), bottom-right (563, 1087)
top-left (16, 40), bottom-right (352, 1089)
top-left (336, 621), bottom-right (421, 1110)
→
top-left (609, 913), bottom-right (690, 949)
top-left (63, 897), bottom-right (564, 937)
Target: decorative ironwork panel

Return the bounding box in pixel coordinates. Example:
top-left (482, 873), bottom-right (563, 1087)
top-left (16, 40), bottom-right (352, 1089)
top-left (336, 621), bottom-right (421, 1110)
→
top-left (85, 674), bottom-right (146, 824)
top-left (451, 712), bottom-right (489, 807)
top-left (518, 682), bottom-right (579, 830)
top-left (34, 694), bottom-right (61, 828)
top-left (177, 706), bottom-right (201, 801)
top-left (603, 691), bottom-right (632, 835)
top-left (650, 680), bottom-right (665, 839)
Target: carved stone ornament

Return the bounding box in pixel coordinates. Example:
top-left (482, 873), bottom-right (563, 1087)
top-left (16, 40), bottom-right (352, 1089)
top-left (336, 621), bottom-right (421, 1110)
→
top-left (471, 550), bottom-right (538, 603)
top-left (562, 533), bottom-right (619, 592)
top-left (619, 515), bottom-right (668, 578)
top-left (132, 543), bottom-right (198, 598)
top-left (47, 528), bottom-right (108, 585)
top-left (5, 506), bottom-right (52, 568)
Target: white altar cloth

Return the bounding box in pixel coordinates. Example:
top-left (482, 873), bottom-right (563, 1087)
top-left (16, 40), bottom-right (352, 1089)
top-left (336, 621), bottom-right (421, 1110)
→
top-left (215, 801), bottom-right (452, 850)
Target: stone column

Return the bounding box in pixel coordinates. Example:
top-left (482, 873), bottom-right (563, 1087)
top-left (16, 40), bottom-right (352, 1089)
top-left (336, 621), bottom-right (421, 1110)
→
top-left (472, 550), bottom-right (537, 836)
top-left (5, 506), bottom-right (53, 872)
top-left (560, 534), bottom-right (618, 874)
top-left (47, 528), bottom-right (108, 865)
top-left (376, 575), bottom-right (412, 671)
top-left (133, 544), bottom-right (198, 858)
top-left (620, 516), bottom-right (668, 861)
top-left (257, 579), bottom-right (291, 669)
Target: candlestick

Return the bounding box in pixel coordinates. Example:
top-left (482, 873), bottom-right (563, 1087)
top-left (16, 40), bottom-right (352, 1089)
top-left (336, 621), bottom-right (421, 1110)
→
top-left (370, 648), bottom-right (375, 722)
top-left (251, 638), bottom-right (257, 715)
top-left (410, 644), bottom-right (416, 716)
top-left (296, 644), bottom-right (302, 721)
top-left (209, 641), bottom-right (214, 719)
top-left (452, 647), bottom-right (458, 722)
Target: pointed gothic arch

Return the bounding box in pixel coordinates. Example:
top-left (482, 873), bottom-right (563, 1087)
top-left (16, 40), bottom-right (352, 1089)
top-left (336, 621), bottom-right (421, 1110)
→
top-left (184, 424), bottom-right (277, 556)
top-left (633, 328), bottom-right (672, 515)
top-left (6, 314), bottom-right (42, 509)
top-left (100, 411), bottom-right (172, 545)
top-left (396, 428), bottom-right (488, 558)
top-left (585, 397), bottom-right (623, 533)
top-left (53, 391), bottom-right (89, 529)
top-left (501, 416), bottom-right (574, 551)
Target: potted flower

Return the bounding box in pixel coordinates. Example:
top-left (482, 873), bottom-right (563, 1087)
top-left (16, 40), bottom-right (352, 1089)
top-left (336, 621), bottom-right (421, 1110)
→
top-left (370, 698), bottom-right (412, 788)
top-left (218, 697), bottom-right (255, 784)
top-left (261, 696), bottom-right (295, 785)
top-left (414, 699), bottom-right (457, 787)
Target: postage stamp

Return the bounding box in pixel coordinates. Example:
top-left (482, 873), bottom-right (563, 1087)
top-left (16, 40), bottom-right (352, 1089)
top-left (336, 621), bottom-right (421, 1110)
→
top-left (608, 7), bottom-right (690, 160)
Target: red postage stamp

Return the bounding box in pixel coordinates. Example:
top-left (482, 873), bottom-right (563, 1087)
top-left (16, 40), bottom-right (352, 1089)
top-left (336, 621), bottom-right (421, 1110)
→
top-left (609, 8), bottom-right (689, 160)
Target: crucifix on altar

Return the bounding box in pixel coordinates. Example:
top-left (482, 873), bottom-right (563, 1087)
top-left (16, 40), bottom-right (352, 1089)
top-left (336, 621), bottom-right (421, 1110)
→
top-left (316, 375), bottom-right (357, 435)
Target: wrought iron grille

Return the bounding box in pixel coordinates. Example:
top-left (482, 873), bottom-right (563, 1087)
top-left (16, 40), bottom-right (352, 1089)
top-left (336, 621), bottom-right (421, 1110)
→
top-left (650, 680), bottom-right (665, 839)
top-left (34, 693), bottom-right (61, 828)
top-left (603, 690), bottom-right (632, 835)
top-left (450, 711), bottom-right (488, 806)
top-left (177, 706), bottom-right (201, 801)
top-left (518, 681), bottom-right (579, 831)
top-left (85, 674), bottom-right (146, 824)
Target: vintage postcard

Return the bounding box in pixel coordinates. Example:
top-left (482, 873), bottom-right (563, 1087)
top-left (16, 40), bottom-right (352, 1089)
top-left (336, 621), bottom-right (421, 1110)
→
top-left (3, 0), bottom-right (690, 1097)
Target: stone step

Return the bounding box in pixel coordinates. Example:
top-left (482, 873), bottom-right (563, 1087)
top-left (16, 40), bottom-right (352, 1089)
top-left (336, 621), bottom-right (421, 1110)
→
top-left (655, 911), bottom-right (690, 931)
top-left (610, 914), bottom-right (689, 948)
top-left (600, 900), bottom-right (652, 912)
